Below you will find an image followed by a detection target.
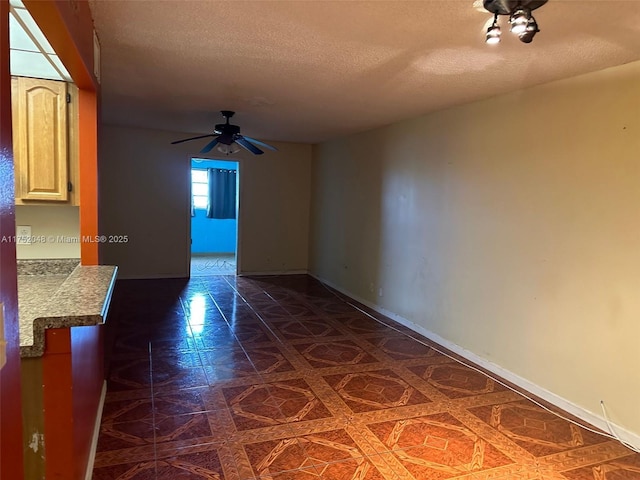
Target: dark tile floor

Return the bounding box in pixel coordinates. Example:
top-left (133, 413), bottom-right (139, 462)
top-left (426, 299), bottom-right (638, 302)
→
top-left (94, 274), bottom-right (640, 479)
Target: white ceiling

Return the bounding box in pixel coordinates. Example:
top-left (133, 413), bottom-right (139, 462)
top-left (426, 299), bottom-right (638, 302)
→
top-left (88, 0), bottom-right (640, 144)
top-left (9, 0), bottom-right (71, 81)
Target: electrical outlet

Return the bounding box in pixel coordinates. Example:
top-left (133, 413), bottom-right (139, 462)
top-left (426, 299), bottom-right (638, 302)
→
top-left (16, 225), bottom-right (31, 245)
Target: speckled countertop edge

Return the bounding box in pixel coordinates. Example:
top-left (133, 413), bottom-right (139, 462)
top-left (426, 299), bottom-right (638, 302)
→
top-left (19, 265), bottom-right (118, 358)
top-left (17, 258), bottom-right (80, 276)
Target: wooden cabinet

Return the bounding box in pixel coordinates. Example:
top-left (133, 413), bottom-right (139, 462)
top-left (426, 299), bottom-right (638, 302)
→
top-left (11, 77), bottom-right (79, 205)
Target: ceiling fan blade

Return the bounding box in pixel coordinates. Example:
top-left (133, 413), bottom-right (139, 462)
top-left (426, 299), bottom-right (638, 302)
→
top-left (242, 136), bottom-right (278, 151)
top-left (199, 138), bottom-right (220, 154)
top-left (235, 136), bottom-right (264, 155)
top-left (171, 134), bottom-right (214, 145)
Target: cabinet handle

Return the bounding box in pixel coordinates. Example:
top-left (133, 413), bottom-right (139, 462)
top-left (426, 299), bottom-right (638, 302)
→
top-left (68, 182), bottom-right (73, 192)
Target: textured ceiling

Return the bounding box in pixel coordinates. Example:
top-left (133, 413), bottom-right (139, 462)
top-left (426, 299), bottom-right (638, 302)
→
top-left (89, 0), bottom-right (640, 144)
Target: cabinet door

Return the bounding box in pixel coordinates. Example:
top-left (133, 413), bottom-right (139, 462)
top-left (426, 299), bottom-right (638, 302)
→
top-left (13, 77), bottom-right (69, 202)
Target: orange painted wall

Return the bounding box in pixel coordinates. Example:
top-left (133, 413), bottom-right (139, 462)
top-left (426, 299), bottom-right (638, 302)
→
top-left (40, 325), bottom-right (104, 479)
top-left (71, 325), bottom-right (104, 478)
top-left (0, 0), bottom-right (25, 477)
top-left (42, 329), bottom-right (75, 477)
top-left (79, 89), bottom-right (99, 265)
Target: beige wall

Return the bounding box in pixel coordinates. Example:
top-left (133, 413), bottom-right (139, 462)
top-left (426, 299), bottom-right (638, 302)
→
top-left (310, 61), bottom-right (640, 442)
top-left (15, 205), bottom-right (80, 259)
top-left (99, 124), bottom-right (311, 279)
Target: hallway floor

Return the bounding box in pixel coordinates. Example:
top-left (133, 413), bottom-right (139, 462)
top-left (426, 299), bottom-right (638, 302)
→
top-left (94, 275), bottom-right (640, 479)
top-left (191, 254), bottom-right (236, 276)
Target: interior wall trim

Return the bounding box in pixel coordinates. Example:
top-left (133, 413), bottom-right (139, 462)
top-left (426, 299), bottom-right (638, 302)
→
top-left (310, 273), bottom-right (640, 452)
top-left (238, 269), bottom-right (308, 277)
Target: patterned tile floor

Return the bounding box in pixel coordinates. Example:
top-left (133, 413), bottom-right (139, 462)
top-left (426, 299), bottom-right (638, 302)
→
top-left (95, 275), bottom-right (640, 479)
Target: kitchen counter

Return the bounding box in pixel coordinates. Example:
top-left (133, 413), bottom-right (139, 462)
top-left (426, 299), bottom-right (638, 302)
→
top-left (18, 263), bottom-right (118, 357)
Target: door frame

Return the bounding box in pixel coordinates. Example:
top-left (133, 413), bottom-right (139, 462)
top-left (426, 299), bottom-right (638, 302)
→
top-left (187, 156), bottom-right (241, 277)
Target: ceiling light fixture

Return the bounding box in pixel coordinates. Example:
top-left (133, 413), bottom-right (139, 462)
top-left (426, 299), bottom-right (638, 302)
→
top-left (216, 144), bottom-right (240, 155)
top-left (483, 0), bottom-right (547, 44)
top-left (485, 14), bottom-right (502, 44)
top-left (518, 15), bottom-right (540, 43)
top-left (509, 6), bottom-right (530, 34)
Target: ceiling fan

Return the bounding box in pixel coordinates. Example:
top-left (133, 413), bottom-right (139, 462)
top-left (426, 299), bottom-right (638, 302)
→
top-left (171, 110), bottom-right (277, 155)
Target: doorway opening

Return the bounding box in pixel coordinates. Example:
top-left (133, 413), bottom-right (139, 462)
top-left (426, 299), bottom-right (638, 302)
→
top-left (189, 158), bottom-right (239, 276)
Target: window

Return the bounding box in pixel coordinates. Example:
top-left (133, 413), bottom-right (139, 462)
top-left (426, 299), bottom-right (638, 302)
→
top-left (191, 169), bottom-right (208, 210)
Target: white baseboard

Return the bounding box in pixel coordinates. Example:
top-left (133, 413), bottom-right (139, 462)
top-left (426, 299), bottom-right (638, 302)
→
top-left (118, 270), bottom-right (309, 279)
top-left (238, 269), bottom-right (308, 276)
top-left (310, 273), bottom-right (640, 451)
top-left (85, 380), bottom-right (107, 480)
top-left (117, 273), bottom-right (190, 280)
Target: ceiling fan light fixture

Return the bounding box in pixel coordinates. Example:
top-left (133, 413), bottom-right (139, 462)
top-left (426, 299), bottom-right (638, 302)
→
top-left (518, 15), bottom-right (539, 43)
top-left (482, 0), bottom-right (547, 44)
top-left (486, 14), bottom-right (501, 44)
top-left (509, 6), bottom-right (530, 35)
top-left (170, 110), bottom-right (277, 156)
top-left (216, 144), bottom-right (240, 155)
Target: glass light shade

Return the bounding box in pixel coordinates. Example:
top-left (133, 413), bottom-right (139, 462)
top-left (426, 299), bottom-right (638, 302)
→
top-left (509, 7), bottom-right (529, 34)
top-left (216, 144), bottom-right (240, 155)
top-left (519, 15), bottom-right (539, 43)
top-left (486, 25), bottom-right (501, 44)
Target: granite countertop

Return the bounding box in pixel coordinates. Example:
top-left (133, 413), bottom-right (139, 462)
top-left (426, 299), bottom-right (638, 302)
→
top-left (18, 263), bottom-right (118, 358)
top-left (17, 258), bottom-right (81, 276)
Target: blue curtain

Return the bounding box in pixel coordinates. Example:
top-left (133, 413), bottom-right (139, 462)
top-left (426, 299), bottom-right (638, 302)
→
top-left (206, 168), bottom-right (236, 219)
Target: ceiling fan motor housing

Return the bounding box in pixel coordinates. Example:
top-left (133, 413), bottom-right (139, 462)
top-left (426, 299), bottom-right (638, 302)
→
top-left (214, 110), bottom-right (241, 137)
top-left (214, 123), bottom-right (240, 135)
top-left (483, 0), bottom-right (547, 15)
